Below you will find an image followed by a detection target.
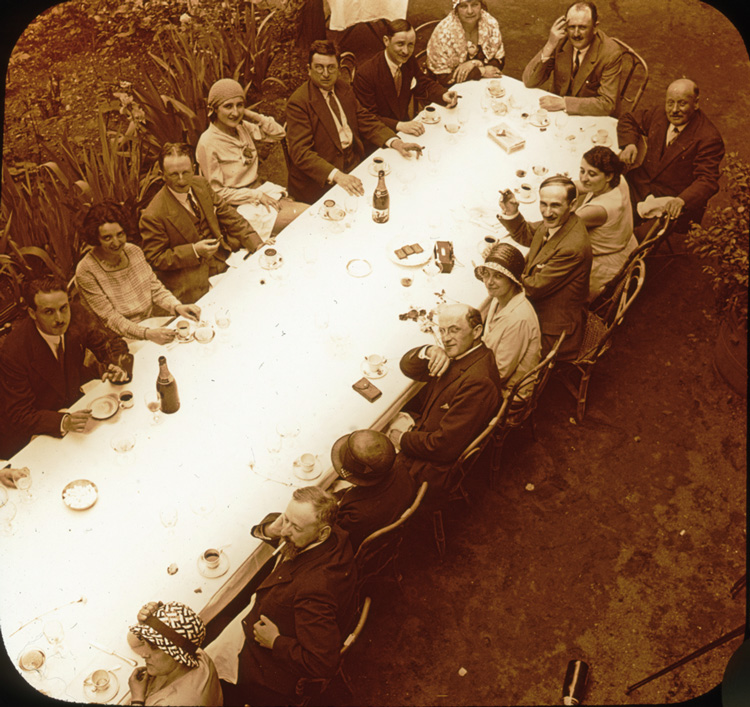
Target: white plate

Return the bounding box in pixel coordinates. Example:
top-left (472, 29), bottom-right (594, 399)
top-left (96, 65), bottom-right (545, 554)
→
top-left (90, 395), bottom-right (119, 421)
top-left (387, 239), bottom-right (432, 267)
top-left (591, 133), bottom-right (612, 146)
top-left (197, 550), bottom-right (230, 579)
top-left (346, 259), bottom-right (372, 278)
top-left (293, 455), bottom-right (323, 481)
top-left (368, 160), bottom-right (391, 176)
top-left (83, 670), bottom-right (119, 704)
top-left (62, 479), bottom-right (99, 510)
top-left (361, 359), bottom-right (388, 380)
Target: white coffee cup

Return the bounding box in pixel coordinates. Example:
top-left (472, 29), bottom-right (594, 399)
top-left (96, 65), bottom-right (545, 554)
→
top-left (366, 354), bottom-right (387, 375)
top-left (90, 669), bottom-right (110, 692)
top-left (298, 453), bottom-right (316, 474)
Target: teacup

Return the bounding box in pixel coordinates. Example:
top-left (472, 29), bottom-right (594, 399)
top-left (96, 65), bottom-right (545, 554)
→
top-left (491, 99), bottom-right (508, 116)
top-left (424, 105), bottom-right (437, 119)
top-left (595, 128), bottom-right (609, 143)
top-left (202, 548), bottom-right (221, 570)
top-left (534, 108), bottom-right (549, 125)
top-left (484, 235), bottom-right (499, 246)
top-left (118, 390), bottom-right (134, 409)
top-left (298, 453), bottom-right (316, 474)
top-left (90, 669), bottom-right (110, 692)
top-left (533, 165), bottom-right (549, 178)
top-left (372, 156), bottom-right (389, 172)
top-left (444, 122), bottom-right (461, 134)
top-left (519, 183), bottom-right (534, 198)
top-left (175, 320), bottom-right (191, 341)
top-left (488, 80), bottom-right (505, 98)
top-left (366, 354), bottom-right (387, 375)
top-left (263, 247), bottom-right (281, 268)
top-left (194, 325), bottom-right (215, 344)
top-left (516, 169), bottom-right (527, 178)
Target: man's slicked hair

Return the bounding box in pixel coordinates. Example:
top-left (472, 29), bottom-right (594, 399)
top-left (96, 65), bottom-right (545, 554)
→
top-left (566, 0), bottom-right (598, 24)
top-left (24, 276), bottom-right (68, 310)
top-left (158, 142), bottom-right (194, 171)
top-left (384, 18), bottom-right (413, 37)
top-left (292, 486), bottom-right (339, 528)
top-left (540, 175), bottom-right (577, 203)
top-left (308, 39), bottom-right (340, 65)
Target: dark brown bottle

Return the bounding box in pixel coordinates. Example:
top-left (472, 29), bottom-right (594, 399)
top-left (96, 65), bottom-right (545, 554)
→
top-left (156, 355), bottom-right (180, 414)
top-left (372, 170), bottom-right (389, 223)
top-left (562, 660), bottom-right (589, 705)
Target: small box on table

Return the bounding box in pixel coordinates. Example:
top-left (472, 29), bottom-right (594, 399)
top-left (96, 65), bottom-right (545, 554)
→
top-left (488, 122), bottom-right (525, 153)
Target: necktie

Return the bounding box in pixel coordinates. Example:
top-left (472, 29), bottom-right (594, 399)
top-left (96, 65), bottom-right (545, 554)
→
top-left (327, 92), bottom-right (343, 124)
top-left (666, 126), bottom-right (681, 146)
top-left (56, 338), bottom-right (65, 375)
top-left (572, 50), bottom-right (581, 76)
top-left (186, 191), bottom-right (201, 219)
top-left (394, 66), bottom-right (402, 95)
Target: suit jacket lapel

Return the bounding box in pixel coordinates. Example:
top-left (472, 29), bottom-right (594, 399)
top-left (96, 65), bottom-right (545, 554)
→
top-left (378, 52), bottom-right (402, 117)
top-left (655, 112), bottom-right (700, 175)
top-left (29, 327), bottom-right (66, 399)
top-left (310, 82), bottom-right (343, 151)
top-left (162, 188), bottom-right (200, 245)
top-left (529, 216), bottom-right (576, 269)
top-left (557, 41), bottom-right (574, 96)
top-left (419, 346), bottom-right (483, 421)
top-left (192, 183), bottom-right (225, 245)
top-left (571, 33), bottom-right (601, 96)
top-left (526, 223), bottom-right (548, 267)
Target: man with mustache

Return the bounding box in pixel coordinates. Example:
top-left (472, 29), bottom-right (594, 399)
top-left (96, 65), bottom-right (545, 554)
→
top-left (0, 277), bottom-right (128, 457)
top-left (617, 78), bottom-right (725, 232)
top-left (498, 177), bottom-right (592, 361)
top-left (353, 18), bottom-right (458, 140)
top-left (523, 1), bottom-right (623, 116)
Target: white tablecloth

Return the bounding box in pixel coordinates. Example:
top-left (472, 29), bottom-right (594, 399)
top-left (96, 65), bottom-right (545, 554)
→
top-left (327, 0), bottom-right (409, 31)
top-left (0, 77), bottom-right (616, 703)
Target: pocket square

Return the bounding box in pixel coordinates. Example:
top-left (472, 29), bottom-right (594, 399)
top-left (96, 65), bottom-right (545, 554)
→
top-left (410, 77), bottom-right (417, 90)
top-left (440, 403), bottom-right (450, 410)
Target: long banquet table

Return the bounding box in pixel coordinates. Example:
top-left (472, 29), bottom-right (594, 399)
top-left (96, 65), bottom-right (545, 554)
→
top-left (0, 76), bottom-right (617, 703)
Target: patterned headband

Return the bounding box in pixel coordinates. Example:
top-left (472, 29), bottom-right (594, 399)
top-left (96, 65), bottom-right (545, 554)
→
top-left (129, 601), bottom-right (205, 669)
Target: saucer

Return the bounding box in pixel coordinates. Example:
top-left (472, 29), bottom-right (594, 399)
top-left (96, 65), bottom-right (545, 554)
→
top-left (197, 550), bottom-right (230, 579)
top-left (361, 359), bottom-right (388, 380)
top-left (293, 455), bottom-right (323, 481)
top-left (90, 395), bottom-right (119, 421)
top-left (83, 670), bottom-right (119, 704)
top-left (368, 160), bottom-right (391, 176)
top-left (528, 117), bottom-right (551, 129)
top-left (176, 332), bottom-right (194, 343)
top-left (320, 205), bottom-right (346, 221)
top-left (194, 326), bottom-right (215, 344)
top-left (514, 188), bottom-right (537, 204)
top-left (346, 259), bottom-right (372, 278)
top-left (62, 479), bottom-right (98, 511)
top-left (419, 111), bottom-right (441, 125)
top-left (591, 133), bottom-right (612, 146)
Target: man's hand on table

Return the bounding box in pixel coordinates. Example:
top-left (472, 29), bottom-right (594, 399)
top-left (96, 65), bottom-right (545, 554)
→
top-left (333, 171), bottom-right (365, 196)
top-left (481, 65), bottom-right (503, 78)
top-left (539, 95), bottom-right (566, 112)
top-left (62, 410), bottom-right (92, 433)
top-left (1, 467), bottom-right (17, 488)
top-left (664, 196), bottom-right (685, 219)
top-left (128, 666), bottom-right (149, 702)
top-left (619, 144), bottom-right (638, 166)
top-left (390, 139), bottom-right (423, 160)
top-left (443, 90), bottom-right (459, 108)
top-left (102, 364), bottom-right (128, 383)
top-left (253, 614), bottom-right (280, 649)
top-left (396, 119), bottom-right (425, 136)
top-left (425, 345), bottom-right (451, 377)
top-left (145, 327), bottom-right (176, 345)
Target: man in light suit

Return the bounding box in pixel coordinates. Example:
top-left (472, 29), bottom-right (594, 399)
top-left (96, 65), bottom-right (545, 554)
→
top-left (498, 177), bottom-right (592, 360)
top-left (353, 19), bottom-right (457, 140)
top-left (286, 40), bottom-right (423, 204)
top-left (522, 1), bottom-right (622, 116)
top-left (140, 143), bottom-right (263, 304)
top-left (617, 78), bottom-right (725, 231)
top-left (0, 277), bottom-right (128, 458)
top-left (387, 304), bottom-right (502, 500)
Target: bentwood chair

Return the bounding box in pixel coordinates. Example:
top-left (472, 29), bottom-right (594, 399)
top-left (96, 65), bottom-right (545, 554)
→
top-left (0, 255), bottom-right (23, 340)
top-left (432, 405), bottom-right (502, 558)
top-left (414, 20), bottom-right (439, 74)
top-left (294, 596), bottom-right (372, 705)
top-left (339, 51), bottom-right (357, 83)
top-left (488, 332), bottom-right (567, 491)
top-left (353, 481), bottom-right (428, 598)
top-left (558, 257), bottom-right (647, 423)
top-left (612, 38), bottom-right (649, 117)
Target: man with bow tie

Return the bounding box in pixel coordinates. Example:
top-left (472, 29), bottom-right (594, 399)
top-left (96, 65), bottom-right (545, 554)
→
top-left (0, 277), bottom-right (128, 458)
top-left (353, 19), bottom-right (458, 140)
top-left (617, 78), bottom-right (725, 230)
top-left (522, 1), bottom-right (623, 116)
top-left (498, 177), bottom-right (592, 361)
top-left (386, 303), bottom-right (502, 500)
top-left (286, 40), bottom-right (423, 205)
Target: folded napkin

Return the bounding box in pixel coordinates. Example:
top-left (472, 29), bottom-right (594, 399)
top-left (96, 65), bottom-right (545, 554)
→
top-left (637, 194), bottom-right (674, 219)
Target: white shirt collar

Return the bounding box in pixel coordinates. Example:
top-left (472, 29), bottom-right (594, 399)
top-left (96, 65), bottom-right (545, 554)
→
top-left (167, 186), bottom-right (193, 205)
top-left (575, 44), bottom-right (591, 64)
top-left (384, 51), bottom-right (402, 77)
top-left (455, 342), bottom-right (483, 361)
top-left (36, 327), bottom-right (63, 356)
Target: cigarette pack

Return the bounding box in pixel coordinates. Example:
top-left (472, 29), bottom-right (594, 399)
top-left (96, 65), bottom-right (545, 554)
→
top-left (488, 122), bottom-right (525, 153)
top-left (434, 241), bottom-right (455, 273)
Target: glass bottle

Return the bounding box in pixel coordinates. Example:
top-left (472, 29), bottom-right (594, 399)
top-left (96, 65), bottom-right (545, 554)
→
top-left (156, 355), bottom-right (180, 414)
top-left (372, 170), bottom-right (390, 223)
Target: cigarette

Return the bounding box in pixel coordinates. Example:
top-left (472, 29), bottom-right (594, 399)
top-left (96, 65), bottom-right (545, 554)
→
top-left (271, 541), bottom-right (286, 556)
top-left (243, 250), bottom-right (252, 260)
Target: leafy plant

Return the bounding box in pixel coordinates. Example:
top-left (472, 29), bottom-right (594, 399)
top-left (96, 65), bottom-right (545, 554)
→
top-left (685, 152), bottom-right (749, 323)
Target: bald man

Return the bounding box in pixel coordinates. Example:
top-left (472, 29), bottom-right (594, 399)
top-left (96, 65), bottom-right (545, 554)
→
top-left (617, 78), bottom-right (725, 230)
top-left (387, 304), bottom-right (502, 499)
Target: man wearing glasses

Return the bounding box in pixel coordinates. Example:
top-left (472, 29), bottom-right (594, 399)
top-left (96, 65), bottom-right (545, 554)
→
top-left (286, 40), bottom-right (423, 204)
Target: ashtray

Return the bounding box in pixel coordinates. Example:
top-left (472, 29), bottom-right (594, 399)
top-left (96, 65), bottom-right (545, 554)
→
top-left (346, 259), bottom-right (372, 278)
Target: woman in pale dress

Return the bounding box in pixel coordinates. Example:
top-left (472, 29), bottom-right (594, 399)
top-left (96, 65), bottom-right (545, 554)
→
top-left (426, 0), bottom-right (505, 86)
top-left (574, 146), bottom-right (637, 299)
top-left (196, 79), bottom-right (307, 243)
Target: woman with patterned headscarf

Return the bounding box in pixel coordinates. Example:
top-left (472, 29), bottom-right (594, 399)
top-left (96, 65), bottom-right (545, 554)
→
top-left (126, 601), bottom-right (222, 706)
top-left (426, 0), bottom-right (505, 86)
top-left (196, 78), bottom-right (308, 243)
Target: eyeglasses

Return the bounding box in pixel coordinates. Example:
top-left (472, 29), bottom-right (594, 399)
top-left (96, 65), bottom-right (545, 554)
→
top-left (311, 64), bottom-right (339, 76)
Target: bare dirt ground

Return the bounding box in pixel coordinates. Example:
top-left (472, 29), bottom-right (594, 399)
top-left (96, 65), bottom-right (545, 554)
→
top-left (1, 1), bottom-right (747, 706)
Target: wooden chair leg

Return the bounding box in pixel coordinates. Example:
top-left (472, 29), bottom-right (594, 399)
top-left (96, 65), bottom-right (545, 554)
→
top-left (576, 367), bottom-right (594, 423)
top-left (490, 431), bottom-right (509, 491)
top-left (432, 510), bottom-right (446, 558)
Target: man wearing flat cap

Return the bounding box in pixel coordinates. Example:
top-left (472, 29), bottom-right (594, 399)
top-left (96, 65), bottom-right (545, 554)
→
top-left (331, 429), bottom-right (417, 549)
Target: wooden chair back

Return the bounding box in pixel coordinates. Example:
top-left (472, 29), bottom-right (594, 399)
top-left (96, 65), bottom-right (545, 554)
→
top-left (612, 37), bottom-right (649, 117)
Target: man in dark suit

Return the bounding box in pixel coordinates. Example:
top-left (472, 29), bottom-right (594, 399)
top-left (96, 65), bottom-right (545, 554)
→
top-left (353, 19), bottom-right (457, 140)
top-left (330, 429), bottom-right (417, 550)
top-left (499, 177), bottom-right (592, 360)
top-left (617, 78), bottom-right (725, 231)
top-left (286, 40), bottom-right (423, 204)
top-left (140, 142), bottom-right (263, 304)
top-left (523, 1), bottom-right (622, 116)
top-left (228, 486), bottom-right (356, 707)
top-left (387, 304), bottom-right (502, 500)
top-left (0, 277), bottom-right (128, 458)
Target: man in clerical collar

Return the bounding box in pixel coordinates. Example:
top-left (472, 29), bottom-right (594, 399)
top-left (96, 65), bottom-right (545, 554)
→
top-left (522, 1), bottom-right (623, 116)
top-left (385, 303), bottom-right (502, 500)
top-left (0, 276), bottom-right (128, 458)
top-left (617, 78), bottom-right (725, 232)
top-left (498, 177), bottom-right (592, 361)
top-left (285, 39), bottom-right (423, 205)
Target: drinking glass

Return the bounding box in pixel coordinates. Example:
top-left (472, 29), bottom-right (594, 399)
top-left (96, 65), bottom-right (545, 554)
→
top-left (111, 432), bottom-right (136, 459)
top-left (423, 259), bottom-right (441, 285)
top-left (344, 194), bottom-right (359, 215)
top-left (265, 433), bottom-right (282, 471)
top-left (144, 392), bottom-right (162, 425)
top-left (214, 308), bottom-right (231, 330)
top-left (190, 491), bottom-right (215, 518)
top-left (12, 467), bottom-right (33, 503)
top-left (277, 418), bottom-right (300, 439)
top-left (554, 112), bottom-right (569, 137)
top-left (43, 620), bottom-right (66, 658)
top-left (0, 500), bottom-right (17, 536)
top-left (18, 647), bottom-right (46, 685)
top-left (159, 504), bottom-right (178, 536)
